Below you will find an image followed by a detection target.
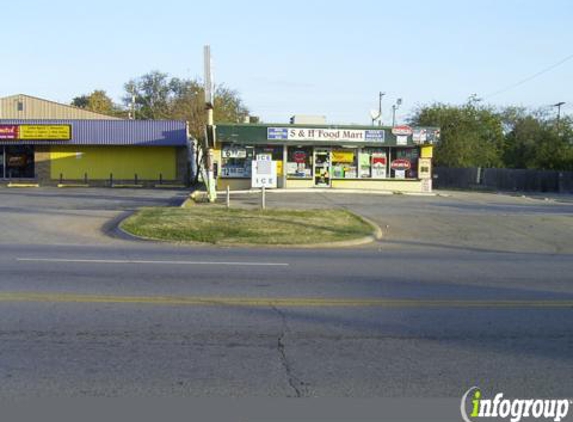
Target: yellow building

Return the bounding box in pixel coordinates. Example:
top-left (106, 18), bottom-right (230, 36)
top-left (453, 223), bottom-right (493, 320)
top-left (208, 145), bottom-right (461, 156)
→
top-left (0, 119), bottom-right (189, 186)
top-left (215, 123), bottom-right (438, 193)
top-left (0, 95), bottom-right (189, 186)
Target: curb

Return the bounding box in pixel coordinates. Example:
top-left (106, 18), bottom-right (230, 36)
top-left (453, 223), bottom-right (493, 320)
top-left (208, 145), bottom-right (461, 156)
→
top-left (57, 184), bottom-right (90, 188)
top-left (115, 208), bottom-right (384, 249)
top-left (7, 183), bottom-right (40, 188)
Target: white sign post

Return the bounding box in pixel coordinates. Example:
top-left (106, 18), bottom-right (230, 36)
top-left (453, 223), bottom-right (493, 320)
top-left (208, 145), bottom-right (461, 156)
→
top-left (251, 154), bottom-right (277, 189)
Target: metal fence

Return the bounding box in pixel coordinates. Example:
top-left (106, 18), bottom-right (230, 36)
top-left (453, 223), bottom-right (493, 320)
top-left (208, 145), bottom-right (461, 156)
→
top-left (433, 167), bottom-right (573, 193)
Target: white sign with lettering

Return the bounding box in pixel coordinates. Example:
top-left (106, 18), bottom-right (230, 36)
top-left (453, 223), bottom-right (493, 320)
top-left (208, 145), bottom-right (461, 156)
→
top-left (267, 127), bottom-right (385, 143)
top-left (252, 158), bottom-right (277, 188)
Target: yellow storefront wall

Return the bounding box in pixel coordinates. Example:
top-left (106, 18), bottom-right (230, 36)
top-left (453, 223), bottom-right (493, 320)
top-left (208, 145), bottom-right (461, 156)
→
top-left (332, 179), bottom-right (424, 192)
top-left (50, 146), bottom-right (176, 180)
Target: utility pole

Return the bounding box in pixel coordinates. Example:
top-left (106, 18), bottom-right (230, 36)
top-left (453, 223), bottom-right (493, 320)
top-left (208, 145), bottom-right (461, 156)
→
top-left (204, 45), bottom-right (217, 202)
top-left (553, 101), bottom-right (565, 125)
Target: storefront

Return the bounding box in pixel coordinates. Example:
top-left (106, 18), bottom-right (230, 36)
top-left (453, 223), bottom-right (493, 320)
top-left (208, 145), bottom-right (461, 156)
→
top-left (0, 120), bottom-right (189, 186)
top-left (214, 123), bottom-right (438, 193)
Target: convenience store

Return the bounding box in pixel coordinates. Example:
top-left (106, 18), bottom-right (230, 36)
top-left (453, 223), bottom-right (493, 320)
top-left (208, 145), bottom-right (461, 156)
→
top-left (214, 123), bottom-right (438, 193)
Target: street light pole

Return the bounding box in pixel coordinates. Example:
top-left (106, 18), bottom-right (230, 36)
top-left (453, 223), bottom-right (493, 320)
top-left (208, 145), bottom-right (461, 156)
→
top-left (392, 98), bottom-right (402, 127)
top-left (378, 92), bottom-right (385, 126)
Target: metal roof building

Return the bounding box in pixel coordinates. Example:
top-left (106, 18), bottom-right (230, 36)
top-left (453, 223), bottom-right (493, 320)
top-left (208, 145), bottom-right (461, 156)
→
top-left (0, 119), bottom-right (188, 146)
top-left (0, 94), bottom-right (121, 120)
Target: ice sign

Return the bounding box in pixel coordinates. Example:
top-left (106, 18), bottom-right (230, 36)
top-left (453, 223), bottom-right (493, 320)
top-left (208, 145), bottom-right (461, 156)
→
top-left (252, 155), bottom-right (277, 188)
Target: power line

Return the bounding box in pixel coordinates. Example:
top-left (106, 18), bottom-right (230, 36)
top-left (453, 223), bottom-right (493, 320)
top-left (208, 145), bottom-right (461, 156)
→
top-left (484, 52), bottom-right (573, 99)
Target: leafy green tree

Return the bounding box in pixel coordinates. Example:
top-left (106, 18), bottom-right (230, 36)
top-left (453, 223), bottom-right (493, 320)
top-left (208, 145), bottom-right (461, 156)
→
top-left (410, 99), bottom-right (504, 168)
top-left (502, 108), bottom-right (573, 170)
top-left (124, 71), bottom-right (173, 119)
top-left (71, 90), bottom-right (118, 116)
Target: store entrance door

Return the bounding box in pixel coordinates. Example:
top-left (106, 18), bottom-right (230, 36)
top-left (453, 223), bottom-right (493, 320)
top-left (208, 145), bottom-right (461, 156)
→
top-left (313, 148), bottom-right (331, 187)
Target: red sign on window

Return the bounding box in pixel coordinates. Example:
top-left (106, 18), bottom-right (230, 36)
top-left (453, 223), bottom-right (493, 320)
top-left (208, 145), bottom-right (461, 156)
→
top-left (391, 158), bottom-right (411, 171)
top-left (0, 125), bottom-right (18, 139)
top-left (293, 150), bottom-right (307, 163)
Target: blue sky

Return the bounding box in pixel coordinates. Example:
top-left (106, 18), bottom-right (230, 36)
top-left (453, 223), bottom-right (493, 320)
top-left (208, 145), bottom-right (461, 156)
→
top-left (2, 0), bottom-right (572, 124)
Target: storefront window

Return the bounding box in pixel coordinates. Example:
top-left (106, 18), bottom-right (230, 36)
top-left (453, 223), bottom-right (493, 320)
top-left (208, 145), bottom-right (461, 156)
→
top-left (391, 148), bottom-right (419, 179)
top-left (5, 146), bottom-right (35, 179)
top-left (331, 149), bottom-right (357, 179)
top-left (286, 146), bottom-right (312, 178)
top-left (361, 148), bottom-right (388, 179)
top-left (220, 144), bottom-right (254, 178)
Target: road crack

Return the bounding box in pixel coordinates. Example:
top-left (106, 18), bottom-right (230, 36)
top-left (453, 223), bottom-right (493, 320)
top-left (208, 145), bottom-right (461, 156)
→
top-left (272, 306), bottom-right (308, 397)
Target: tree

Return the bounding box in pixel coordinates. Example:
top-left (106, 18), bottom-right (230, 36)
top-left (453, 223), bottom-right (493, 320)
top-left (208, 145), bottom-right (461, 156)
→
top-left (123, 70), bottom-right (251, 183)
top-left (410, 99), bottom-right (504, 168)
top-left (124, 71), bottom-right (174, 119)
top-left (123, 71), bottom-right (249, 136)
top-left (71, 90), bottom-right (118, 116)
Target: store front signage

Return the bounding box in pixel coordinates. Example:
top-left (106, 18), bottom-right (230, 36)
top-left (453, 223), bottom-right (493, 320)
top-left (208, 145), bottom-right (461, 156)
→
top-left (222, 146), bottom-right (247, 158)
top-left (418, 158), bottom-right (432, 179)
top-left (391, 158), bottom-right (411, 171)
top-left (0, 124), bottom-right (71, 141)
top-left (267, 127), bottom-right (385, 143)
top-left (0, 125), bottom-right (18, 139)
top-left (20, 125), bottom-right (71, 140)
top-left (391, 125), bottom-right (413, 136)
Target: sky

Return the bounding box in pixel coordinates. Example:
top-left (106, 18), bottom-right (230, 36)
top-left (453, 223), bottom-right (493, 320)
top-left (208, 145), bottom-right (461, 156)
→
top-left (2, 0), bottom-right (572, 125)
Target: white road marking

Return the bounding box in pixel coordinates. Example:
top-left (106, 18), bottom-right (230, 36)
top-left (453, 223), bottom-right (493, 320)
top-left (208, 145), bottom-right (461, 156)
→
top-left (16, 258), bottom-right (289, 267)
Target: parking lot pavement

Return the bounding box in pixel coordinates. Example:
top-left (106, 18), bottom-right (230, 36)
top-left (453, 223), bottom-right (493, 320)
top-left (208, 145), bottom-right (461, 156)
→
top-left (0, 187), bottom-right (188, 246)
top-left (226, 190), bottom-right (573, 254)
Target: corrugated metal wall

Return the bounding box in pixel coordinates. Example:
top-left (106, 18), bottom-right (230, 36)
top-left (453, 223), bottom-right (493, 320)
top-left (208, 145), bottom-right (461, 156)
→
top-left (50, 146), bottom-right (177, 180)
top-left (0, 95), bottom-right (120, 120)
top-left (0, 119), bottom-right (188, 146)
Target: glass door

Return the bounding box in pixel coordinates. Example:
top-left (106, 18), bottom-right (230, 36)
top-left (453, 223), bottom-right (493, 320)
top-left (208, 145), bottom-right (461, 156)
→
top-left (313, 148), bottom-right (331, 187)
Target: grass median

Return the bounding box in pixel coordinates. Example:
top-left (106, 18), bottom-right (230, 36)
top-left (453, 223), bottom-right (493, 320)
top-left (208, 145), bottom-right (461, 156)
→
top-left (120, 205), bottom-right (374, 245)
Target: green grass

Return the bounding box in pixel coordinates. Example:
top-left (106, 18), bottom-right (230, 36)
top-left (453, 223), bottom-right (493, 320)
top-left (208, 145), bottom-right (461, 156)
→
top-left (120, 205), bottom-right (374, 245)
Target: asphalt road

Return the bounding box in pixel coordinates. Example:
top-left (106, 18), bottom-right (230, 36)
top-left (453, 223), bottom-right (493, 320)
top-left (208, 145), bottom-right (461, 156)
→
top-left (0, 188), bottom-right (572, 399)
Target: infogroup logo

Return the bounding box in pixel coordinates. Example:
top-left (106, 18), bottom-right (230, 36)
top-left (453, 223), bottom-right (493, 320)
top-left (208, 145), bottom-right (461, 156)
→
top-left (461, 387), bottom-right (572, 422)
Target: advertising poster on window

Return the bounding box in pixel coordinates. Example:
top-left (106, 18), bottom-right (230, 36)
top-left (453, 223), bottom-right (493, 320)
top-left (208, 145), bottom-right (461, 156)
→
top-left (371, 152), bottom-right (387, 179)
top-left (359, 152), bottom-right (371, 178)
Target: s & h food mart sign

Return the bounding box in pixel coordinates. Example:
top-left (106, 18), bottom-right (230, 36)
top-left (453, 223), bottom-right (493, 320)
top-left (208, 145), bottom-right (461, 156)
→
top-left (0, 124), bottom-right (72, 140)
top-left (267, 127), bottom-right (385, 142)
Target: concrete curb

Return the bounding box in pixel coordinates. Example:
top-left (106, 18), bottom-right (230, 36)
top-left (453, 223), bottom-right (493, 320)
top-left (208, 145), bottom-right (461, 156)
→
top-left (7, 183), bottom-right (40, 188)
top-left (115, 205), bottom-right (384, 249)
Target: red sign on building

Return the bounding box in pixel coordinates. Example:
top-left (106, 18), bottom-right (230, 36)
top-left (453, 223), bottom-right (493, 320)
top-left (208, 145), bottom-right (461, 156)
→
top-left (0, 125), bottom-right (18, 139)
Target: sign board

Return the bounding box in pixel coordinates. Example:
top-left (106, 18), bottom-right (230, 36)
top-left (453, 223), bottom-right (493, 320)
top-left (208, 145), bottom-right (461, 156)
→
top-left (391, 158), bottom-right (411, 171)
top-left (418, 158), bottom-right (432, 179)
top-left (293, 150), bottom-right (307, 163)
top-left (371, 152), bottom-right (387, 179)
top-left (332, 150), bottom-right (354, 163)
top-left (0, 124), bottom-right (71, 141)
top-left (412, 128), bottom-right (427, 144)
top-left (0, 125), bottom-right (18, 139)
top-left (252, 157), bottom-right (277, 188)
top-left (222, 146), bottom-right (247, 159)
top-left (392, 125), bottom-right (413, 136)
top-left (267, 127), bottom-right (385, 143)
